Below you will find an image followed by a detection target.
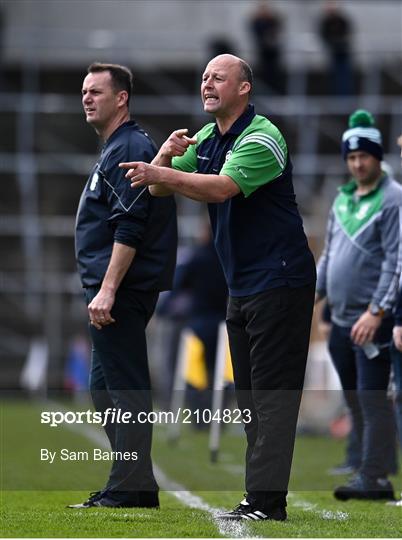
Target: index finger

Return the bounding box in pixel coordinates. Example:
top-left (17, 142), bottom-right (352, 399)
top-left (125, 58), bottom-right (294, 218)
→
top-left (173, 129), bottom-right (189, 138)
top-left (183, 135), bottom-right (197, 145)
top-left (119, 161), bottom-right (140, 169)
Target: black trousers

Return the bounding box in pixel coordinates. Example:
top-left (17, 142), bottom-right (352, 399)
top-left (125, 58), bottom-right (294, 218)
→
top-left (226, 283), bottom-right (315, 511)
top-left (86, 286), bottom-right (159, 500)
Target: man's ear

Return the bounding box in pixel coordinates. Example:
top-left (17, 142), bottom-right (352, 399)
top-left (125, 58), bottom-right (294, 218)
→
top-left (239, 81), bottom-right (251, 96)
top-left (117, 90), bottom-right (129, 107)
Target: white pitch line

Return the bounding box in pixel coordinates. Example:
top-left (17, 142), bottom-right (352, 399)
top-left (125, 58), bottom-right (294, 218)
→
top-left (153, 466), bottom-right (257, 539)
top-left (47, 401), bottom-right (254, 538)
top-left (287, 493), bottom-right (349, 521)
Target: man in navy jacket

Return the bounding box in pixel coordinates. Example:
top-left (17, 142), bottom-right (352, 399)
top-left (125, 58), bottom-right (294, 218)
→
top-left (70, 63), bottom-right (177, 509)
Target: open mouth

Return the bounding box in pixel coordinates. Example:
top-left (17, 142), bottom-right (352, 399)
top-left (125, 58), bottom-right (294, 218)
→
top-left (204, 95), bottom-right (219, 104)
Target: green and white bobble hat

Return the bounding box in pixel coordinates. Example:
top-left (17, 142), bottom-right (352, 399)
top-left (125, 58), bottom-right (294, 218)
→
top-left (341, 109), bottom-right (383, 161)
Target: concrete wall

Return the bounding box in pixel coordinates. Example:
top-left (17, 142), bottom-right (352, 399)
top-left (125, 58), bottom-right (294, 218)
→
top-left (1, 0), bottom-right (401, 68)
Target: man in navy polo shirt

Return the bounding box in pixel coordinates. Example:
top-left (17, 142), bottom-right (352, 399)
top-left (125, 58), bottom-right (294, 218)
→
top-left (121, 54), bottom-right (316, 521)
top-left (70, 63), bottom-right (177, 509)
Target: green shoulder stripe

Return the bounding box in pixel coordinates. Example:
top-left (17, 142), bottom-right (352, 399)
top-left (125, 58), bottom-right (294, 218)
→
top-left (232, 115), bottom-right (288, 166)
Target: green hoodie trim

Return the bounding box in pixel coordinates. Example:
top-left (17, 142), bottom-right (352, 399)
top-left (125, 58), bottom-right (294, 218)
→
top-left (334, 179), bottom-right (383, 238)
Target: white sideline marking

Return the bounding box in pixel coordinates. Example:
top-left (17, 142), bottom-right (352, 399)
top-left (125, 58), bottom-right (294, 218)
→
top-left (154, 467), bottom-right (258, 539)
top-left (288, 493), bottom-right (349, 521)
top-left (48, 402), bottom-right (254, 538)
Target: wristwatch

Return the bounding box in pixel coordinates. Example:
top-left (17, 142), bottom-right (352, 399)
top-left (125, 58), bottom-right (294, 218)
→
top-left (369, 303), bottom-right (385, 317)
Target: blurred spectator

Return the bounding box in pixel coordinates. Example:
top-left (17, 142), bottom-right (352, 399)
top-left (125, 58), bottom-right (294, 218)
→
top-left (155, 245), bottom-right (196, 404)
top-left (157, 222), bottom-right (227, 407)
top-left (159, 221), bottom-right (228, 418)
top-left (318, 1), bottom-right (354, 96)
top-left (390, 134), bottom-right (402, 507)
top-left (248, 2), bottom-right (284, 93)
top-left (64, 334), bottom-right (90, 395)
top-left (207, 37), bottom-right (237, 59)
top-left (391, 134), bottom-right (402, 449)
top-left (176, 222), bottom-right (227, 387)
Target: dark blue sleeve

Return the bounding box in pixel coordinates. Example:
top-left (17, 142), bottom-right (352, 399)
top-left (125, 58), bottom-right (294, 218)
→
top-left (99, 134), bottom-right (156, 249)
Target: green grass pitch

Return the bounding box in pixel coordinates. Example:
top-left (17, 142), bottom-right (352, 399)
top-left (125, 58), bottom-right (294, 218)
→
top-left (1, 400), bottom-right (401, 537)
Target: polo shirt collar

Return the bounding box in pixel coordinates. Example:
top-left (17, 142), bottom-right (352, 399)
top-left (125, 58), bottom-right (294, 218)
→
top-left (339, 173), bottom-right (388, 197)
top-left (104, 120), bottom-right (137, 147)
top-left (214, 104), bottom-right (256, 137)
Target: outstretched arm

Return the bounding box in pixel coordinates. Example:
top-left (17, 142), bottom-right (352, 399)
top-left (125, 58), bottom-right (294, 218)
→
top-left (119, 161), bottom-right (240, 203)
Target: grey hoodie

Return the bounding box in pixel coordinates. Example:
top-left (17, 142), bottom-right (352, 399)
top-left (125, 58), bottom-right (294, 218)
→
top-left (316, 175), bottom-right (402, 327)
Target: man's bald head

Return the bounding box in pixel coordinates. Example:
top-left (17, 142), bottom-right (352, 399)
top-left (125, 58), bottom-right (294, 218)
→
top-left (207, 54), bottom-right (253, 90)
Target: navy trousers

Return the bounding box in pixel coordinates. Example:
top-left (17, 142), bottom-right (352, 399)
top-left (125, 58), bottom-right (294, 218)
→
top-left (328, 321), bottom-right (397, 479)
top-left (86, 286), bottom-right (159, 500)
top-left (389, 344), bottom-right (402, 448)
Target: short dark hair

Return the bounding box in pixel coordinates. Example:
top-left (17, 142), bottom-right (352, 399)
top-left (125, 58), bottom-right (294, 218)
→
top-left (87, 62), bottom-right (133, 105)
top-left (238, 59), bottom-right (253, 89)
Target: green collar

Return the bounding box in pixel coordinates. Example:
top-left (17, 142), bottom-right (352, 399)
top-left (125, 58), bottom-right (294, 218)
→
top-left (339, 174), bottom-right (385, 198)
top-left (334, 175), bottom-right (385, 237)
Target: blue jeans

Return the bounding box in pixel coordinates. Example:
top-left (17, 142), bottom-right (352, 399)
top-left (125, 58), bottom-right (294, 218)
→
top-left (328, 321), bottom-right (397, 478)
top-left (390, 343), bottom-right (402, 448)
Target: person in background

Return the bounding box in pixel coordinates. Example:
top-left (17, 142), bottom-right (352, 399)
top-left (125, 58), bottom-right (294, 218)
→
top-left (69, 62), bottom-right (177, 509)
top-left (207, 37), bottom-right (237, 59)
top-left (318, 0), bottom-right (354, 96)
top-left (63, 334), bottom-right (90, 396)
top-left (248, 2), bottom-right (284, 93)
top-left (120, 53), bottom-right (316, 522)
top-left (316, 109), bottom-right (400, 501)
top-left (155, 221), bottom-right (228, 413)
top-left (174, 221), bottom-right (228, 416)
top-left (390, 134), bottom-right (402, 507)
top-left (391, 134), bottom-right (402, 447)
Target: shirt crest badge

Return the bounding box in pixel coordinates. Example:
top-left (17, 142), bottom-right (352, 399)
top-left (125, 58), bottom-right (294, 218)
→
top-left (89, 172), bottom-right (99, 191)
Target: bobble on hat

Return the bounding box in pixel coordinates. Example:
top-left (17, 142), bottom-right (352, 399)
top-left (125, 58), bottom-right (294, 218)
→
top-left (341, 109), bottom-right (383, 161)
top-left (348, 109), bottom-right (375, 128)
